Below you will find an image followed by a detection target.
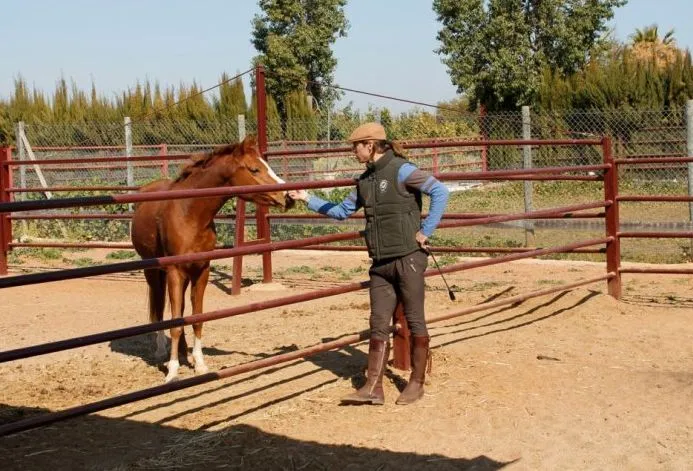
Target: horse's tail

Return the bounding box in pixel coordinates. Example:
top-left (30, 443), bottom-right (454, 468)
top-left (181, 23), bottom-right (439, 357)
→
top-left (144, 269), bottom-right (167, 324)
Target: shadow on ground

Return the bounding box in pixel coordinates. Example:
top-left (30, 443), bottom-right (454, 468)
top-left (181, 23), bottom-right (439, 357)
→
top-left (0, 404), bottom-right (514, 470)
top-left (109, 332), bottom-right (256, 368)
top-left (209, 266), bottom-right (256, 295)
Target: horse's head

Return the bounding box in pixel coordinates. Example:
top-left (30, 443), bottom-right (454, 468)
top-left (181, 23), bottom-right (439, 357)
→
top-left (227, 135), bottom-right (294, 210)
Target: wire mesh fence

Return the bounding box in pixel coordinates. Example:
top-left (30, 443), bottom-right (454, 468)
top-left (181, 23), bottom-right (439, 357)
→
top-left (13, 109), bottom-right (692, 193)
top-left (7, 106), bottom-right (693, 263)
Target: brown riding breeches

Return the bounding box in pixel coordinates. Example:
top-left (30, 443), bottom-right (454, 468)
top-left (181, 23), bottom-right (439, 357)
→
top-left (368, 249), bottom-right (429, 341)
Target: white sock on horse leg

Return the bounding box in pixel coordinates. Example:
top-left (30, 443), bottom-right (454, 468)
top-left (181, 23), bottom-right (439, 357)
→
top-left (165, 359), bottom-right (180, 383)
top-left (192, 337), bottom-right (208, 374)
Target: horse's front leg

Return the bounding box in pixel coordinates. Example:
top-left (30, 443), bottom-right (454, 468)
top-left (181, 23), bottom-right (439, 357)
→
top-left (190, 264), bottom-right (210, 375)
top-left (164, 267), bottom-right (186, 383)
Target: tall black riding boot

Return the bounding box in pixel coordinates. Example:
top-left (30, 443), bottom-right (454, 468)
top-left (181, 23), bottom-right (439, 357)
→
top-left (396, 335), bottom-right (430, 405)
top-left (341, 338), bottom-right (390, 405)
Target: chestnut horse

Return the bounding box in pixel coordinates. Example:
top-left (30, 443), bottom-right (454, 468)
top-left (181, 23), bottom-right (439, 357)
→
top-left (131, 135), bottom-right (291, 382)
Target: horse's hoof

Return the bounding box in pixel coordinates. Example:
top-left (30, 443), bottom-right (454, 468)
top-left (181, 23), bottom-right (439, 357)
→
top-left (195, 364), bottom-right (209, 375)
top-left (164, 374), bottom-right (180, 384)
top-left (165, 359), bottom-right (180, 383)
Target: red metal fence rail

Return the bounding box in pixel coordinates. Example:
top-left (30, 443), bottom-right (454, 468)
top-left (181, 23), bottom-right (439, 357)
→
top-left (0, 138), bottom-right (608, 282)
top-left (0, 271), bottom-right (612, 437)
top-left (0, 135), bottom-right (624, 436)
top-left (613, 154), bottom-right (693, 277)
top-left (1, 64), bottom-right (690, 437)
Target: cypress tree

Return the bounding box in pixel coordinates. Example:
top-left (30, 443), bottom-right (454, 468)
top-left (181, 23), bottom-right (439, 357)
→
top-left (52, 77), bottom-right (69, 123)
top-left (9, 77), bottom-right (33, 122)
top-left (69, 81), bottom-right (89, 123)
top-left (248, 91), bottom-right (281, 141)
top-left (229, 76), bottom-right (247, 117)
top-left (0, 101), bottom-right (10, 144)
top-left (214, 73), bottom-right (247, 120)
top-left (284, 91), bottom-right (318, 141)
top-left (215, 72), bottom-right (234, 118)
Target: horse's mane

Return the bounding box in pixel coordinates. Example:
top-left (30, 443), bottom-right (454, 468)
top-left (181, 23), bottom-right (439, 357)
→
top-left (174, 142), bottom-right (241, 183)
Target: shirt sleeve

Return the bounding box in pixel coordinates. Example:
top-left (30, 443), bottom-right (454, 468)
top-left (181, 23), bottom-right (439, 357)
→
top-left (306, 190), bottom-right (360, 220)
top-left (398, 163), bottom-right (449, 237)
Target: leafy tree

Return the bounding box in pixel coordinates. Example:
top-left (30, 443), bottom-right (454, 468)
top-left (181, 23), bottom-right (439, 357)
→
top-left (538, 36), bottom-right (693, 111)
top-left (387, 110), bottom-right (476, 140)
top-left (433, 0), bottom-right (626, 110)
top-left (434, 96), bottom-right (474, 121)
top-left (251, 0), bottom-right (349, 117)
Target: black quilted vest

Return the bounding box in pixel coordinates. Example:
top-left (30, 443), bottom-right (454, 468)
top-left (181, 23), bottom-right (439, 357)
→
top-left (356, 151), bottom-right (422, 261)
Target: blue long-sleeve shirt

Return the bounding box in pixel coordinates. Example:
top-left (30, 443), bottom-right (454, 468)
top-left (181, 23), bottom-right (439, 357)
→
top-left (306, 163), bottom-right (449, 237)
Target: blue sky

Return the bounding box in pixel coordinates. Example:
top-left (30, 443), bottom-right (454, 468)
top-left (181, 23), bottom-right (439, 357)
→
top-left (2, 0), bottom-right (691, 114)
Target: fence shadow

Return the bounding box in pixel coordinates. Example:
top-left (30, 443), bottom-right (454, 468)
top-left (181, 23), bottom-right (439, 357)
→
top-left (108, 332), bottom-right (258, 369)
top-left (209, 266), bottom-right (255, 295)
top-left (0, 404), bottom-right (514, 470)
top-left (105, 289), bottom-right (597, 423)
top-left (432, 291), bottom-right (600, 350)
top-left (621, 293), bottom-right (693, 309)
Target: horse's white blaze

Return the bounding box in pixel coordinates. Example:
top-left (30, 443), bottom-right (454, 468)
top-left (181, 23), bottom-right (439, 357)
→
top-left (258, 158), bottom-right (285, 184)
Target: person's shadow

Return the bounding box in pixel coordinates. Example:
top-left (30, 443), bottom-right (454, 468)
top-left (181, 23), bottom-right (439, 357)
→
top-left (273, 335), bottom-right (410, 395)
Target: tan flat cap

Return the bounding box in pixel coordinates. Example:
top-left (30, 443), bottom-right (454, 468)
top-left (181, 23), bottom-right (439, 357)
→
top-left (348, 122), bottom-right (386, 142)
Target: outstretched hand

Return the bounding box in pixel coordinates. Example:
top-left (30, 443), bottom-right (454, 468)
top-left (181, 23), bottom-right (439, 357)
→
top-left (288, 189), bottom-right (309, 202)
top-left (415, 231), bottom-right (428, 249)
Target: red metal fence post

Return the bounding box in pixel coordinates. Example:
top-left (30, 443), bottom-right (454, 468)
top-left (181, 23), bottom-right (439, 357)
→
top-left (256, 64), bottom-right (273, 284)
top-left (602, 136), bottom-right (622, 299)
top-left (0, 147), bottom-right (11, 275)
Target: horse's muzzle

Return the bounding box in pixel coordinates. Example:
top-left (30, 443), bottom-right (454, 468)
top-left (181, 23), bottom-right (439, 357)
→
top-left (284, 192), bottom-right (296, 210)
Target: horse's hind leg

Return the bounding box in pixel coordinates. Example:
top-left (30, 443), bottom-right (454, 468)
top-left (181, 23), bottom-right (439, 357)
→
top-left (164, 267), bottom-right (186, 383)
top-left (144, 268), bottom-right (168, 361)
top-left (190, 264), bottom-right (211, 374)
top-left (178, 277), bottom-right (190, 363)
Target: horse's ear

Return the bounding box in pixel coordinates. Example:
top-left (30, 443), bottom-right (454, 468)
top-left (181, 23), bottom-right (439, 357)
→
top-left (242, 134), bottom-right (257, 152)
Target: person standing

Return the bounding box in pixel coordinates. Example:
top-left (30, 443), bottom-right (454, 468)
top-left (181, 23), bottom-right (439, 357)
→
top-left (288, 122), bottom-right (449, 405)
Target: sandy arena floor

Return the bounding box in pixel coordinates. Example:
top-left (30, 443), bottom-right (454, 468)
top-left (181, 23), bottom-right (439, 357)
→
top-left (1, 250), bottom-right (692, 470)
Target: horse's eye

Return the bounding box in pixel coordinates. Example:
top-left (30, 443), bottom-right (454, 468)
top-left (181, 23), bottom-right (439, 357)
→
top-left (249, 167), bottom-right (260, 174)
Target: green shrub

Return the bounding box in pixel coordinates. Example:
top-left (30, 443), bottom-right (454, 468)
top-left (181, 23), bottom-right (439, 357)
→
top-left (106, 250), bottom-right (137, 260)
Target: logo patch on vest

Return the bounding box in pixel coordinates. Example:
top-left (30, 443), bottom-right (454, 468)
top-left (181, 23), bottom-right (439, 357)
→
top-left (379, 180), bottom-right (388, 193)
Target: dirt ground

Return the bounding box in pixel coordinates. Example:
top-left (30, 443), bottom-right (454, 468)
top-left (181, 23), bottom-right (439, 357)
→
top-left (1, 249), bottom-right (692, 470)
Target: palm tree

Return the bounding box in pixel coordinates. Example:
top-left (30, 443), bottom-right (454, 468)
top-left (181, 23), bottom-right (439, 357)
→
top-left (630, 25), bottom-right (679, 68)
top-left (631, 25), bottom-right (675, 45)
